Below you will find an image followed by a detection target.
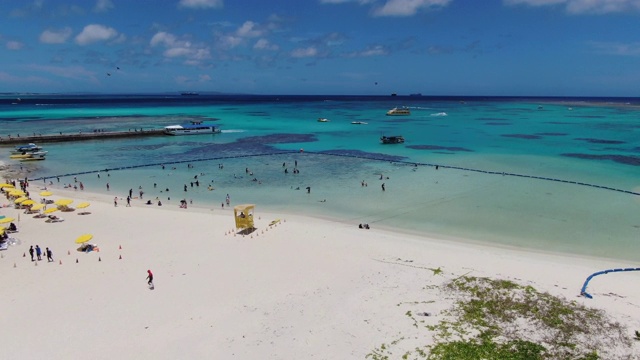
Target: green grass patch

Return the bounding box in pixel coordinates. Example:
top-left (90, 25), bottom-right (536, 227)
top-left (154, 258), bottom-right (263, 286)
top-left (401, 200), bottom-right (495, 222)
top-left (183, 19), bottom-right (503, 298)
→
top-left (368, 276), bottom-right (633, 359)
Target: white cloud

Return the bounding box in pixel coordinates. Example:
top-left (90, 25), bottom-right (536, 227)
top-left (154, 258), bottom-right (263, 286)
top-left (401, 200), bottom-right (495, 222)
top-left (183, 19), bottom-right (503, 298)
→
top-left (178, 0), bottom-right (223, 9)
top-left (253, 38), bottom-right (279, 51)
top-left (75, 24), bottom-right (120, 45)
top-left (504, 0), bottom-right (640, 14)
top-left (199, 74), bottom-right (212, 82)
top-left (220, 35), bottom-right (243, 48)
top-left (236, 21), bottom-right (263, 38)
top-left (150, 32), bottom-right (177, 47)
top-left (150, 31), bottom-right (211, 65)
top-left (590, 41), bottom-right (640, 56)
top-left (93, 0), bottom-right (114, 12)
top-left (343, 45), bottom-right (388, 57)
top-left (6, 41), bottom-right (24, 50)
top-left (373, 0), bottom-right (452, 16)
top-left (40, 27), bottom-right (73, 44)
top-left (291, 46), bottom-right (318, 58)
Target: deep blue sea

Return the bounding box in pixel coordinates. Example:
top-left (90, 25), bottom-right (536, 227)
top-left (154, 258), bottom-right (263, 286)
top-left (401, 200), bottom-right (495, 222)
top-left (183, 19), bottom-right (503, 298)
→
top-left (1, 94), bottom-right (639, 261)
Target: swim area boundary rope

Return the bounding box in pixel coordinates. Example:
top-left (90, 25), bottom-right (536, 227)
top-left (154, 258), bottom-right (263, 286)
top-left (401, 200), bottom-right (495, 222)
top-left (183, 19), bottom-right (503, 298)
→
top-left (580, 268), bottom-right (640, 299)
top-left (29, 150), bottom-right (640, 197)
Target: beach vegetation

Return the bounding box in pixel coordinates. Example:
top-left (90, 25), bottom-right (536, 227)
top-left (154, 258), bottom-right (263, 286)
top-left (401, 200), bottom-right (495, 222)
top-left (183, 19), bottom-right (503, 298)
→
top-left (368, 276), bottom-right (633, 359)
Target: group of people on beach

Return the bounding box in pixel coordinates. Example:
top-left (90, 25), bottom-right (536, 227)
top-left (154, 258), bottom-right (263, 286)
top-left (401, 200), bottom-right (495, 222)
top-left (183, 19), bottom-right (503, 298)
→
top-left (28, 245), bottom-right (53, 262)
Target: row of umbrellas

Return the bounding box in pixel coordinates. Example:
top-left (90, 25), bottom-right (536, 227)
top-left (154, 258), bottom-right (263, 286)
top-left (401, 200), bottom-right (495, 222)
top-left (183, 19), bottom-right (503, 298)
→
top-left (1, 184), bottom-right (93, 244)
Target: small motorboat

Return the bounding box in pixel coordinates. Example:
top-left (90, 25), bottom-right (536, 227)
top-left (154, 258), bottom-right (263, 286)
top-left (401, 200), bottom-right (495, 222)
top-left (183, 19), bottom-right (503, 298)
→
top-left (380, 135), bottom-right (405, 144)
top-left (351, 121), bottom-right (368, 125)
top-left (317, 118), bottom-right (330, 122)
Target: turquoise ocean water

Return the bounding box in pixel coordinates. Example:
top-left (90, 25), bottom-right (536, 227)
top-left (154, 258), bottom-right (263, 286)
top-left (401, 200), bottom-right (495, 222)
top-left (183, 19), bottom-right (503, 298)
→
top-left (1, 95), bottom-right (639, 261)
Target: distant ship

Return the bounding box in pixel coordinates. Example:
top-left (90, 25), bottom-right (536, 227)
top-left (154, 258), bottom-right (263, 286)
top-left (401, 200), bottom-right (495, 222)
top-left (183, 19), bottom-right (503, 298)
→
top-left (181, 92), bottom-right (199, 96)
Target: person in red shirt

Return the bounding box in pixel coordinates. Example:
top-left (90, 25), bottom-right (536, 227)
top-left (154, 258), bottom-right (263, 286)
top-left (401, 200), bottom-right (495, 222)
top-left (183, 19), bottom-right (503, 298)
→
top-left (146, 270), bottom-right (154, 287)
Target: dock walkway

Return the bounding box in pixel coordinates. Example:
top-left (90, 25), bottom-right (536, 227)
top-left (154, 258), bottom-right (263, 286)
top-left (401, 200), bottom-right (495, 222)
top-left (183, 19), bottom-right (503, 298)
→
top-left (0, 129), bottom-right (165, 145)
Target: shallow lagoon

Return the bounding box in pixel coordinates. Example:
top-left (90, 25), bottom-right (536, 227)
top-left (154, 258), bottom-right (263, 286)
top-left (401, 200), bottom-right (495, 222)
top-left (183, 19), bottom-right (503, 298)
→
top-left (2, 96), bottom-right (639, 261)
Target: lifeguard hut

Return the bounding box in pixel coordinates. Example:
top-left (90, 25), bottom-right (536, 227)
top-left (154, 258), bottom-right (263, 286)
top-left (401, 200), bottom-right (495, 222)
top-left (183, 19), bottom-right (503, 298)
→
top-left (234, 204), bottom-right (255, 230)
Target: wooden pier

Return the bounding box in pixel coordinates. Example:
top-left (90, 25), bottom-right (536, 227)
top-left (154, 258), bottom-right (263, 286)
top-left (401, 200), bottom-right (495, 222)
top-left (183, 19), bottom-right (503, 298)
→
top-left (0, 129), bottom-right (166, 145)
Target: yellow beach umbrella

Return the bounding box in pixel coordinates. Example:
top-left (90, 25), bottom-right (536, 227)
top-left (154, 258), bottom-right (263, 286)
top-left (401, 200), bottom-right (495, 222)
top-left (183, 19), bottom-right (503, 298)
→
top-left (55, 199), bottom-right (73, 206)
top-left (9, 190), bottom-right (25, 197)
top-left (30, 204), bottom-right (45, 211)
top-left (40, 191), bottom-right (53, 196)
top-left (76, 202), bottom-right (91, 209)
top-left (14, 197), bottom-right (29, 204)
top-left (0, 183), bottom-right (14, 188)
top-left (21, 199), bottom-right (36, 206)
top-left (75, 234), bottom-right (93, 244)
top-left (44, 207), bottom-right (58, 214)
top-left (0, 217), bottom-right (15, 224)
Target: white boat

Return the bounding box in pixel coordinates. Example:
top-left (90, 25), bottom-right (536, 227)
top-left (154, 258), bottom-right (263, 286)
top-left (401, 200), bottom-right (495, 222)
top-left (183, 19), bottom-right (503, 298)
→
top-left (11, 143), bottom-right (43, 154)
top-left (386, 107), bottom-right (411, 116)
top-left (351, 121), bottom-right (368, 125)
top-left (164, 121), bottom-right (221, 135)
top-left (317, 118), bottom-right (330, 122)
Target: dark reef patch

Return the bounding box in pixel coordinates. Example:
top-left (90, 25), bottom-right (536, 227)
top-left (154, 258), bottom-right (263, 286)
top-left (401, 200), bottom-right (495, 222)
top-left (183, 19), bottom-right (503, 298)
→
top-left (575, 138), bottom-right (626, 145)
top-left (565, 115), bottom-right (606, 119)
top-left (535, 132), bottom-right (568, 136)
top-left (319, 149), bottom-right (406, 162)
top-left (246, 111), bottom-right (270, 117)
top-left (501, 134), bottom-right (543, 140)
top-left (237, 133), bottom-right (317, 145)
top-left (0, 116), bottom-right (43, 121)
top-left (475, 117), bottom-right (509, 121)
top-left (485, 122), bottom-right (512, 126)
top-left (407, 145), bottom-right (473, 152)
top-left (174, 133), bottom-right (317, 159)
top-left (562, 153), bottom-right (640, 166)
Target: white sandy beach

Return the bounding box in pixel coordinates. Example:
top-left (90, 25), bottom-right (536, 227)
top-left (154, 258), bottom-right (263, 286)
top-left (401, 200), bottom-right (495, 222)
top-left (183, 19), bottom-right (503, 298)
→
top-left (1, 183), bottom-right (639, 359)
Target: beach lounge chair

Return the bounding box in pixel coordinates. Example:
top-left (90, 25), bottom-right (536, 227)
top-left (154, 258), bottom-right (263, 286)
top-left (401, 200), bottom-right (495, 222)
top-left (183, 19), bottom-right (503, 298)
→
top-left (45, 215), bottom-right (64, 223)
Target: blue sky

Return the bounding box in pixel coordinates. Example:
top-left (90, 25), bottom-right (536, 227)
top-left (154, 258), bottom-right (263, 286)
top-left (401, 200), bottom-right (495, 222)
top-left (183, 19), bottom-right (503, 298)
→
top-left (1, 0), bottom-right (639, 96)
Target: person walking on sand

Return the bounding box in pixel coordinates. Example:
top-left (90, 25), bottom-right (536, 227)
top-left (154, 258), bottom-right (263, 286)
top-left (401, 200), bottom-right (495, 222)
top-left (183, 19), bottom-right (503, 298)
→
top-left (46, 247), bottom-right (53, 262)
top-left (146, 269), bottom-right (154, 288)
top-left (126, 196), bottom-right (131, 207)
top-left (114, 197), bottom-right (118, 207)
top-left (35, 245), bottom-right (42, 261)
top-left (381, 183), bottom-right (385, 191)
top-left (29, 245), bottom-right (35, 261)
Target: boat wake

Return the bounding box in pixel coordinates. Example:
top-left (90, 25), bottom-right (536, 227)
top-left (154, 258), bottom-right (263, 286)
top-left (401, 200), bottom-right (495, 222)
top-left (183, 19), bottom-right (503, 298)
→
top-left (221, 129), bottom-right (246, 133)
top-left (430, 112), bottom-right (448, 117)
